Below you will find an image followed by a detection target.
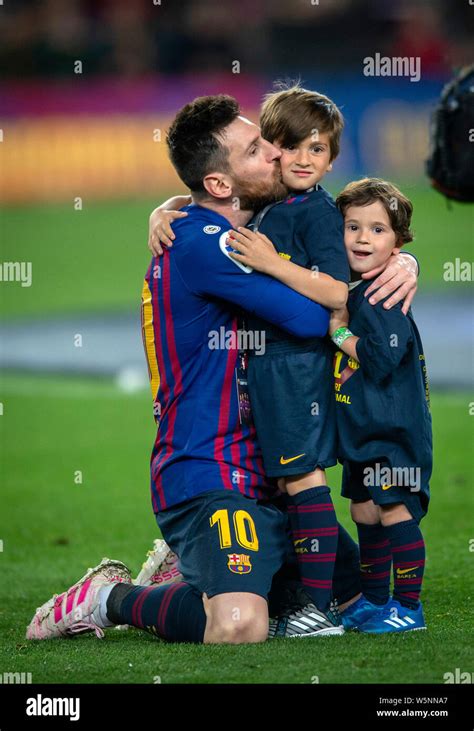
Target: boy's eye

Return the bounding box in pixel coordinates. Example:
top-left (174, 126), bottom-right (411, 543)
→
top-left (311, 146), bottom-right (324, 153)
top-left (347, 224), bottom-right (358, 231)
top-left (374, 226), bottom-right (384, 233)
top-left (282, 144), bottom-right (295, 151)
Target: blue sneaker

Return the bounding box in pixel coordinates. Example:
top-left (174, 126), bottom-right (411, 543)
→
top-left (340, 595), bottom-right (389, 630)
top-left (357, 598), bottom-right (426, 633)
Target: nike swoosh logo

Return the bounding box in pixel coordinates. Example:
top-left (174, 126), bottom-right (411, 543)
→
top-left (280, 453), bottom-right (305, 465)
top-left (397, 567), bottom-right (417, 575)
top-left (382, 484), bottom-right (394, 491)
top-left (294, 538), bottom-right (307, 545)
top-left (360, 564), bottom-right (373, 569)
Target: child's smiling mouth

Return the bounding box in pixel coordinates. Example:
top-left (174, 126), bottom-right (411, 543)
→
top-left (352, 250), bottom-right (372, 259)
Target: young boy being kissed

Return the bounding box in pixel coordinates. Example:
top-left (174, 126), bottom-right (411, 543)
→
top-left (330, 178), bottom-right (432, 633)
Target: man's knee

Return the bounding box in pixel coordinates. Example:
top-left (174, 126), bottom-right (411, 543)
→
top-left (204, 593), bottom-right (268, 644)
top-left (212, 611), bottom-right (267, 644)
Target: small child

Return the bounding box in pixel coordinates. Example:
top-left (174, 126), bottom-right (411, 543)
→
top-left (231, 85), bottom-right (349, 634)
top-left (330, 178), bottom-right (432, 633)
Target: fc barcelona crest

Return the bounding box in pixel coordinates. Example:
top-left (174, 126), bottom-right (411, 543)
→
top-left (227, 553), bottom-right (252, 574)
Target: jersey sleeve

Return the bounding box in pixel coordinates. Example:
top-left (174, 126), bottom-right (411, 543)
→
top-left (302, 205), bottom-right (350, 283)
top-left (176, 229), bottom-right (330, 339)
top-left (354, 299), bottom-right (414, 383)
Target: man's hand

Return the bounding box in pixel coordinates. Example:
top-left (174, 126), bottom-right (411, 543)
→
top-left (227, 227), bottom-right (281, 275)
top-left (148, 208), bottom-right (188, 256)
top-left (362, 252), bottom-right (418, 315)
top-left (329, 306), bottom-right (349, 336)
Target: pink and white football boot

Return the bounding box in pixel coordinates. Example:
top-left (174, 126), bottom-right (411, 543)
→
top-left (134, 538), bottom-right (182, 587)
top-left (114, 539), bottom-right (182, 631)
top-left (26, 558), bottom-right (131, 640)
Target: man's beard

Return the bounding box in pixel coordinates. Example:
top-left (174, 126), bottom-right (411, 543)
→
top-left (232, 167), bottom-right (287, 212)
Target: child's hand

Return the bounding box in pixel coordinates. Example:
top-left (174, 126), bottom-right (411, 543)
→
top-left (148, 209), bottom-right (188, 256)
top-left (329, 306), bottom-right (349, 336)
top-left (227, 228), bottom-right (280, 274)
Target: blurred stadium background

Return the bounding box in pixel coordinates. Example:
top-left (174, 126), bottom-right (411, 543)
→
top-left (0, 0), bottom-right (473, 683)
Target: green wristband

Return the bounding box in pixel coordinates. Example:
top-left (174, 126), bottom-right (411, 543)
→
top-left (331, 326), bottom-right (354, 348)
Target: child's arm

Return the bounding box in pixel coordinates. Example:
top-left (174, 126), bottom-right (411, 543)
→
top-left (329, 307), bottom-right (359, 360)
top-left (329, 301), bottom-right (414, 383)
top-left (228, 227), bottom-right (348, 310)
top-left (148, 194), bottom-right (192, 255)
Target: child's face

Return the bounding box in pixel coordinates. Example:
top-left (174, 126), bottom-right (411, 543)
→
top-left (343, 200), bottom-right (400, 274)
top-left (273, 132), bottom-right (333, 192)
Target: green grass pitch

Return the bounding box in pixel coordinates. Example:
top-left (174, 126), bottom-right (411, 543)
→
top-left (1, 189), bottom-right (472, 683)
top-left (0, 374), bottom-right (472, 684)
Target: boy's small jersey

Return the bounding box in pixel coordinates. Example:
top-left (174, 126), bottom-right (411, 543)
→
top-left (247, 185), bottom-right (349, 346)
top-left (334, 279), bottom-right (432, 491)
top-left (141, 203), bottom-right (330, 513)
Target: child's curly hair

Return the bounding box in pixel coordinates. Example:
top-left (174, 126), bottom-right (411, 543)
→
top-left (336, 178), bottom-right (414, 245)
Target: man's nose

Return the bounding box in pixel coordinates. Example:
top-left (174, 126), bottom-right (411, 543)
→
top-left (265, 140), bottom-right (281, 161)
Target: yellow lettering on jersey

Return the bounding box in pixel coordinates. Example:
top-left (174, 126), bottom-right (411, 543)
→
top-left (334, 350), bottom-right (344, 379)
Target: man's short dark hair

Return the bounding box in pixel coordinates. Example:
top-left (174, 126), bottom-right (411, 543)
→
top-left (166, 95), bottom-right (240, 196)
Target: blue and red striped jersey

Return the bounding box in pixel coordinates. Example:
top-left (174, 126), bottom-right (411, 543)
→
top-left (141, 203), bottom-right (330, 512)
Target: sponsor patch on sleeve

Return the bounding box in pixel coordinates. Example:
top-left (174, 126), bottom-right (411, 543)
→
top-left (218, 231), bottom-right (253, 273)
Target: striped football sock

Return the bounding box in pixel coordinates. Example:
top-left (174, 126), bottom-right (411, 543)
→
top-left (106, 581), bottom-right (206, 642)
top-left (385, 519), bottom-right (426, 609)
top-left (287, 486), bottom-right (338, 611)
top-left (355, 522), bottom-right (392, 605)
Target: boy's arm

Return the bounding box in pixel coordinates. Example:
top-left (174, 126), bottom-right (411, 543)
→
top-left (149, 194), bottom-right (192, 254)
top-left (329, 300), bottom-right (413, 383)
top-left (228, 227), bottom-right (348, 309)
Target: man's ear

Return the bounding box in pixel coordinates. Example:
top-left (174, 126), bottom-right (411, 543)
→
top-left (203, 173), bottom-right (232, 199)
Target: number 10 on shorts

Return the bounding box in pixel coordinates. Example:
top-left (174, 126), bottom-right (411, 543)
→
top-left (210, 509), bottom-right (259, 551)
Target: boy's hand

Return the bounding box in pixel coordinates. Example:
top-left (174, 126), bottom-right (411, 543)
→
top-left (362, 252), bottom-right (418, 315)
top-left (227, 228), bottom-right (281, 275)
top-left (148, 208), bottom-right (188, 256)
top-left (329, 306), bottom-right (349, 336)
